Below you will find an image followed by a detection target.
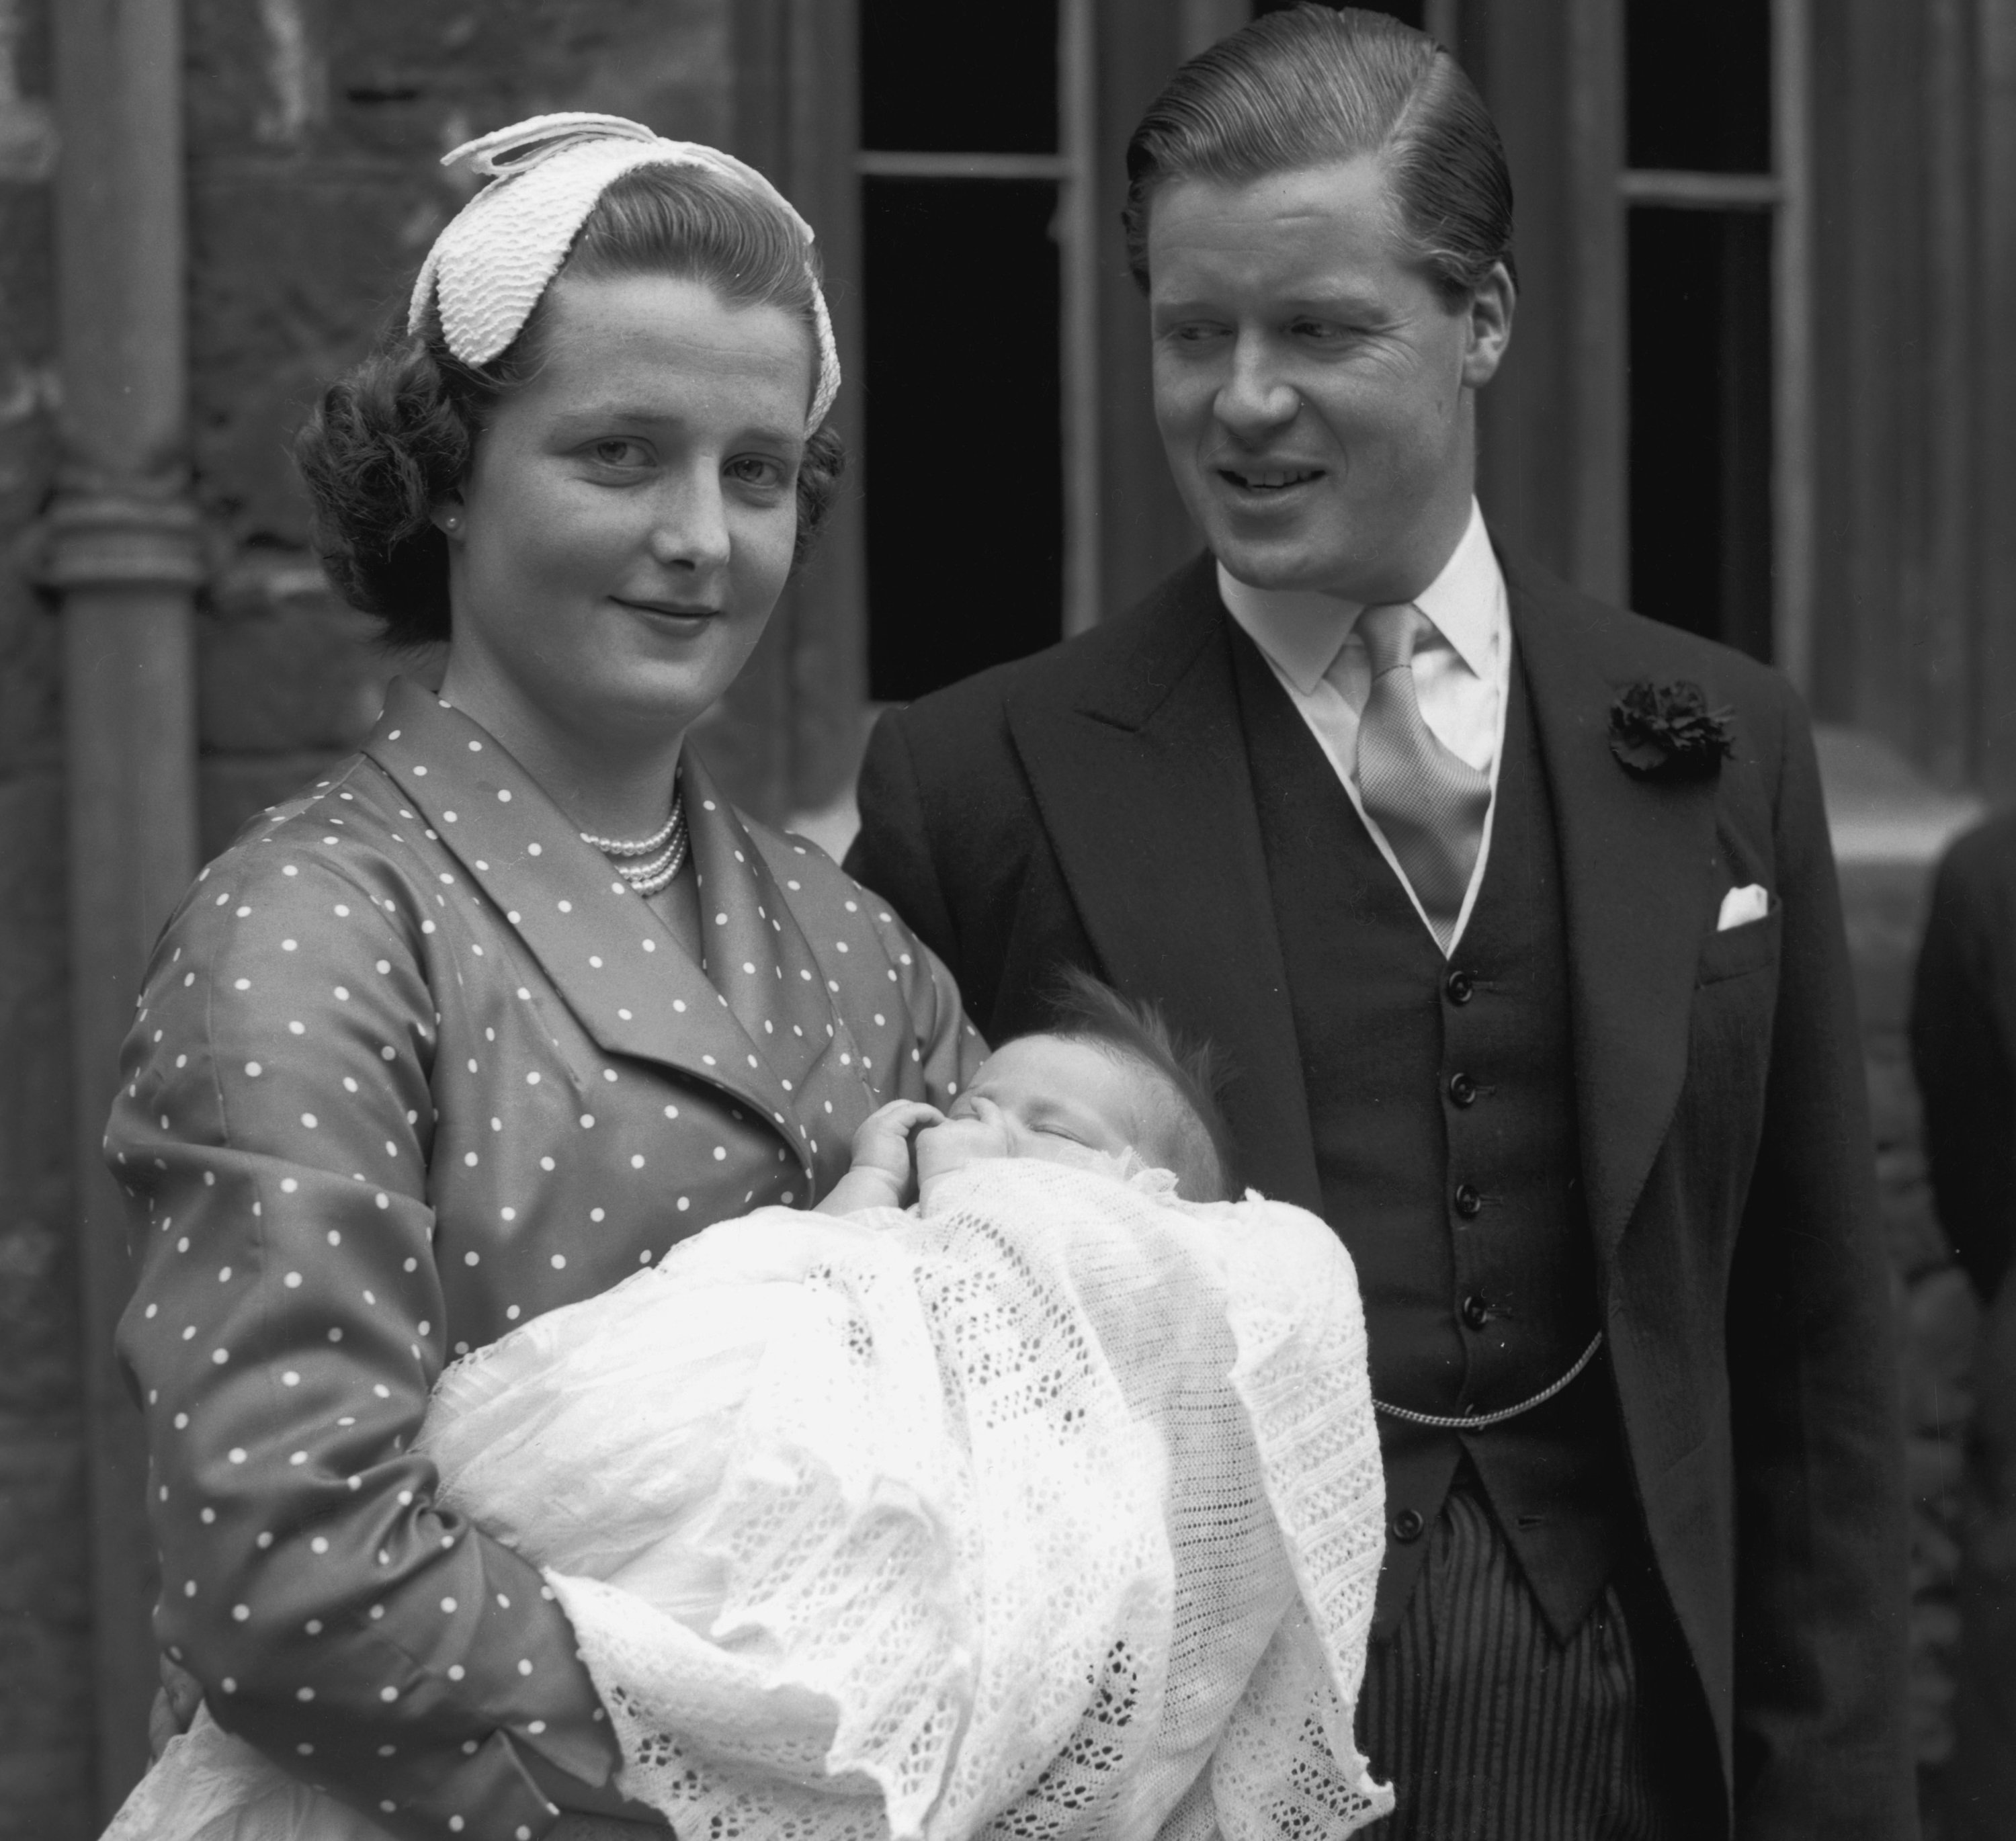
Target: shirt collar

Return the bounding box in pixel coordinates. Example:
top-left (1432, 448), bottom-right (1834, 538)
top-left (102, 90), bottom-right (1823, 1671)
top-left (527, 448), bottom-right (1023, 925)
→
top-left (1215, 499), bottom-right (1501, 694)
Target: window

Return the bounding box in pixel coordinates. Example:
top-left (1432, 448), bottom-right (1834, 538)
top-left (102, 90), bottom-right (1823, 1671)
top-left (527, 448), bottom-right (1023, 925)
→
top-left (1255, 0), bottom-right (1426, 28)
top-left (1622, 0), bottom-right (1810, 671)
top-left (856, 0), bottom-right (1097, 701)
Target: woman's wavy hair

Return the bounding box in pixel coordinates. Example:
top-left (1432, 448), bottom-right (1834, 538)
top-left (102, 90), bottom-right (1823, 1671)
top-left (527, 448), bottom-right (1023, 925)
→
top-left (296, 163), bottom-right (843, 645)
top-left (1122, 3), bottom-right (1514, 305)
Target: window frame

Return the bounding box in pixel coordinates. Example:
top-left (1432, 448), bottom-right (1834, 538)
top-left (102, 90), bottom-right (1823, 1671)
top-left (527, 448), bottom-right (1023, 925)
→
top-left (854, 0), bottom-right (1103, 640)
top-left (1609, 0), bottom-right (1813, 682)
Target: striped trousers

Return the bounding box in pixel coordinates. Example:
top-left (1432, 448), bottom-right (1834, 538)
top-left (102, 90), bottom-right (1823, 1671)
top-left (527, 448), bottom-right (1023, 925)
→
top-left (1354, 1486), bottom-right (1700, 1841)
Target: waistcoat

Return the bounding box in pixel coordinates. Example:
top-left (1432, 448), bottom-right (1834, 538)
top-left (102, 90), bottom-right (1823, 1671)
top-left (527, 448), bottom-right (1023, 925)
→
top-left (1231, 625), bottom-right (1634, 1640)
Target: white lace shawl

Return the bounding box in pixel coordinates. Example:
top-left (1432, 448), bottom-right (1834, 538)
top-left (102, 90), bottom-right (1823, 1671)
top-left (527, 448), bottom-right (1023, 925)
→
top-left (426, 1160), bottom-right (1391, 1840)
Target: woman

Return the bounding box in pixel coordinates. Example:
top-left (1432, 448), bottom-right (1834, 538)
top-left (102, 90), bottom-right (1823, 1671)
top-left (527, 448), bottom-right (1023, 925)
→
top-left (109, 115), bottom-right (979, 1840)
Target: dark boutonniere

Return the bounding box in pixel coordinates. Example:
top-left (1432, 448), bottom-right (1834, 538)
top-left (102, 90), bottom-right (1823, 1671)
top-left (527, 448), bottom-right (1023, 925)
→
top-left (1607, 680), bottom-right (1735, 781)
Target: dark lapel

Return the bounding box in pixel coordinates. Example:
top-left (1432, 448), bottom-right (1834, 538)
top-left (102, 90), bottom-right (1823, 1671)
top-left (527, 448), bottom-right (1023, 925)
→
top-left (362, 681), bottom-right (825, 1177)
top-left (1503, 550), bottom-right (1722, 1260)
top-left (1004, 560), bottom-right (1322, 1211)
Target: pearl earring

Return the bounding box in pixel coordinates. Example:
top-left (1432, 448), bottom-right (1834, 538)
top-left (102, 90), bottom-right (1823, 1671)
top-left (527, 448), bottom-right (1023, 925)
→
top-left (442, 512), bottom-right (462, 533)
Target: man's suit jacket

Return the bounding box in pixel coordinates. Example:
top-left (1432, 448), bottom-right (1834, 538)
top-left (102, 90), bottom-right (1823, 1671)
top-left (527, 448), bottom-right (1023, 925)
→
top-left (846, 548), bottom-right (1915, 1838)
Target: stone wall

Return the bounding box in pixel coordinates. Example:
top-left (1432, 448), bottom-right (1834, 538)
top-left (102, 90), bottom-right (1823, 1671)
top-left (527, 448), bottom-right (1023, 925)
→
top-left (185, 0), bottom-right (737, 861)
top-left (0, 0), bottom-right (92, 1831)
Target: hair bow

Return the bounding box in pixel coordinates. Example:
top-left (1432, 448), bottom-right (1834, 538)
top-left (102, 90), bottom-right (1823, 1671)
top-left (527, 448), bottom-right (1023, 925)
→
top-left (407, 112), bottom-right (840, 430)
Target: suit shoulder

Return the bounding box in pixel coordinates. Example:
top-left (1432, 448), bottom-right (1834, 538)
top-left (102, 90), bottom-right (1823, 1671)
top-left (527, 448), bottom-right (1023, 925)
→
top-left (1502, 546), bottom-right (1802, 736)
top-left (880, 554), bottom-right (1217, 751)
top-left (1620, 609), bottom-right (1786, 705)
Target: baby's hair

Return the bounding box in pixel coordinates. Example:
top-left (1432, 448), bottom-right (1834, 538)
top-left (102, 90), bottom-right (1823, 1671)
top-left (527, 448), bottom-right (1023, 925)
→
top-left (1032, 967), bottom-right (1237, 1202)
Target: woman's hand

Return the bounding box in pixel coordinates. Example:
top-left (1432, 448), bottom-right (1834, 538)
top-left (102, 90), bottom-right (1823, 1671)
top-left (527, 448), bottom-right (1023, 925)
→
top-left (814, 1099), bottom-right (944, 1213)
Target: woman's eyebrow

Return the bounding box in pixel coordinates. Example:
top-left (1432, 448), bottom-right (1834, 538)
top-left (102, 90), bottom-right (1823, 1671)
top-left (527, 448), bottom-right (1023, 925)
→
top-left (546, 403), bottom-right (804, 447)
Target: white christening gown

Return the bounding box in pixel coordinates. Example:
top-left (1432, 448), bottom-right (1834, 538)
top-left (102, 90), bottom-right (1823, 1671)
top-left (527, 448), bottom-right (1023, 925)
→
top-left (104, 1159), bottom-right (1392, 1841)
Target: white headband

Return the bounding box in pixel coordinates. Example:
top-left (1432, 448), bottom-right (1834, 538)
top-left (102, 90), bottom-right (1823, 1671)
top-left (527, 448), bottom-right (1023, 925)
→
top-left (409, 112), bottom-right (841, 431)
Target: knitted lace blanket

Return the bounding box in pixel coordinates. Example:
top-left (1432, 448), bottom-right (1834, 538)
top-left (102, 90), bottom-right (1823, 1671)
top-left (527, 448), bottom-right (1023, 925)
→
top-left (423, 1159), bottom-right (1391, 1840)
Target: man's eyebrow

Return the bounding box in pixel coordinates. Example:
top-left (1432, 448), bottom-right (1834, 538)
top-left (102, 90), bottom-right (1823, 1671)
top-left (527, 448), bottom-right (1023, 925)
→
top-left (1152, 288), bottom-right (1396, 322)
top-left (1280, 288), bottom-right (1396, 319)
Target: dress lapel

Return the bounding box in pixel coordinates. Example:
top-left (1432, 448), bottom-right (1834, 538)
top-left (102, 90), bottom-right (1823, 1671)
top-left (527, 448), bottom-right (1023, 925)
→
top-left (361, 681), bottom-right (823, 1176)
top-left (682, 754), bottom-right (870, 1139)
top-left (1504, 555), bottom-right (1721, 1260)
top-left (1006, 562), bottom-right (1322, 1211)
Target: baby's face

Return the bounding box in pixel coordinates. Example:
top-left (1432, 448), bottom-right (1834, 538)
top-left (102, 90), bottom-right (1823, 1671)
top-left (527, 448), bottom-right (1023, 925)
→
top-left (915, 1035), bottom-right (1153, 1190)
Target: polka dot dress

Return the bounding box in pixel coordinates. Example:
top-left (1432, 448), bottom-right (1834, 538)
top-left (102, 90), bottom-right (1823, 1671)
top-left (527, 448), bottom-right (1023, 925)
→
top-left (108, 679), bottom-right (984, 1840)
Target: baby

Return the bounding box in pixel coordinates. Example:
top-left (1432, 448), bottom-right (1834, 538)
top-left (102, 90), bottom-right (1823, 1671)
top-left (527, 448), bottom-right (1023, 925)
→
top-left (821, 968), bottom-right (1236, 1215)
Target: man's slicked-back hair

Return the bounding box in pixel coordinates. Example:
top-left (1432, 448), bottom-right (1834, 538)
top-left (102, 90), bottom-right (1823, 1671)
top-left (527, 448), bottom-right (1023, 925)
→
top-left (1122, 3), bottom-right (1514, 304)
top-left (1032, 966), bottom-right (1238, 1202)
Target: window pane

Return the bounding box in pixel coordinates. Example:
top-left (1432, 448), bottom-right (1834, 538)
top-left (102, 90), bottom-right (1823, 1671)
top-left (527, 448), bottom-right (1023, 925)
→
top-left (1626, 0), bottom-right (1770, 173)
top-left (864, 179), bottom-right (1063, 701)
top-left (1628, 208), bottom-right (1774, 660)
top-left (860, 0), bottom-right (1058, 154)
top-left (1253, 0), bottom-right (1425, 27)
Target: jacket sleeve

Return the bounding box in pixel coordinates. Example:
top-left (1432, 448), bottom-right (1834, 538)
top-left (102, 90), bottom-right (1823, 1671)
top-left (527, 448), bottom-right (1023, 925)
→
top-left (1910, 824), bottom-right (2016, 1297)
top-left (1723, 693), bottom-right (1917, 1838)
top-left (112, 849), bottom-right (627, 1841)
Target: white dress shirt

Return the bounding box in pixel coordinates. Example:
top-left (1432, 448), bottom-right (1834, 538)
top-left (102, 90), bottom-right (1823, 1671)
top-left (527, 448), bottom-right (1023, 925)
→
top-left (1217, 499), bottom-right (1512, 952)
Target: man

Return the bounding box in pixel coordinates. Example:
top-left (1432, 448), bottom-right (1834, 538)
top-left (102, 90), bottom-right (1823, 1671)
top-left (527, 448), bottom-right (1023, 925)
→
top-left (845, 7), bottom-right (1913, 1836)
top-left (1912, 811), bottom-right (2016, 1841)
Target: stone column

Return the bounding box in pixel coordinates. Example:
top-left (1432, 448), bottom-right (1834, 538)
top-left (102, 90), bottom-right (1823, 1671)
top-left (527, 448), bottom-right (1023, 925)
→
top-left (48, 0), bottom-right (202, 1809)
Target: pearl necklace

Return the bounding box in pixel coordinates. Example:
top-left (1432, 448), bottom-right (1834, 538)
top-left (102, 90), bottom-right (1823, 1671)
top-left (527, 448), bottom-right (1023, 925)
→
top-left (582, 793), bottom-right (689, 897)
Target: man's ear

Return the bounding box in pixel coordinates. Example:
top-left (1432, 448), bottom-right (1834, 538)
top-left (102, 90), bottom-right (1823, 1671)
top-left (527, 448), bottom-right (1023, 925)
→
top-left (1462, 261), bottom-right (1515, 390)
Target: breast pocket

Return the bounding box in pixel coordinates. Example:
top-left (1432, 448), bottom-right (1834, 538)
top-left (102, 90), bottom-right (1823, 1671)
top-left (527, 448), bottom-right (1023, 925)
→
top-left (1695, 900), bottom-right (1782, 986)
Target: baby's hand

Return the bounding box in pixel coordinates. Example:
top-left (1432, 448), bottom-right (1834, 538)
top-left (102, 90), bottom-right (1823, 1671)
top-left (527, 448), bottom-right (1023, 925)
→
top-left (815, 1099), bottom-right (945, 1213)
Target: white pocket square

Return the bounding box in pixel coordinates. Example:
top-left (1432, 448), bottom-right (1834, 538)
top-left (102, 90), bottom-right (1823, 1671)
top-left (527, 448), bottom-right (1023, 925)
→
top-left (1717, 883), bottom-right (1770, 931)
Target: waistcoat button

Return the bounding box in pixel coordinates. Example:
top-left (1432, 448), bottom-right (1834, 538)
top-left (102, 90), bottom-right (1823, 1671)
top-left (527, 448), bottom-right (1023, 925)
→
top-left (1448, 1071), bottom-right (1478, 1107)
top-left (1390, 1507), bottom-right (1425, 1543)
top-left (1445, 969), bottom-right (1475, 1004)
top-left (1462, 1293), bottom-right (1491, 1330)
top-left (1454, 1181), bottom-right (1482, 1218)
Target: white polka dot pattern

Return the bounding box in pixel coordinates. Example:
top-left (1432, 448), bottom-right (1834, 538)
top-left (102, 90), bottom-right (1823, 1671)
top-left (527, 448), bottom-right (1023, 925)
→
top-left (107, 677), bottom-right (980, 1835)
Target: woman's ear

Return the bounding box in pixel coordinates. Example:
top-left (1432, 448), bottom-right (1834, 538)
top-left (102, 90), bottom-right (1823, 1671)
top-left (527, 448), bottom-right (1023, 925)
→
top-left (431, 497), bottom-right (467, 542)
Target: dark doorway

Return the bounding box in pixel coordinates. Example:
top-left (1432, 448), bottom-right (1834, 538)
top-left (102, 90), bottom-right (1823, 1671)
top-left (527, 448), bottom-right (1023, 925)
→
top-left (860, 180), bottom-right (1064, 701)
top-left (1622, 0), bottom-right (1775, 660)
top-left (1626, 210), bottom-right (1773, 660)
top-left (1253, 0), bottom-right (1426, 26)
top-left (860, 0), bottom-right (1057, 154)
top-left (859, 1), bottom-right (1066, 703)
top-left (1626, 0), bottom-right (1769, 174)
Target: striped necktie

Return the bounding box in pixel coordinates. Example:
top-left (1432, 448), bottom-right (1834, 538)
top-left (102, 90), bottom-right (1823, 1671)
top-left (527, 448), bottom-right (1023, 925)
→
top-left (1351, 601), bottom-right (1490, 952)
